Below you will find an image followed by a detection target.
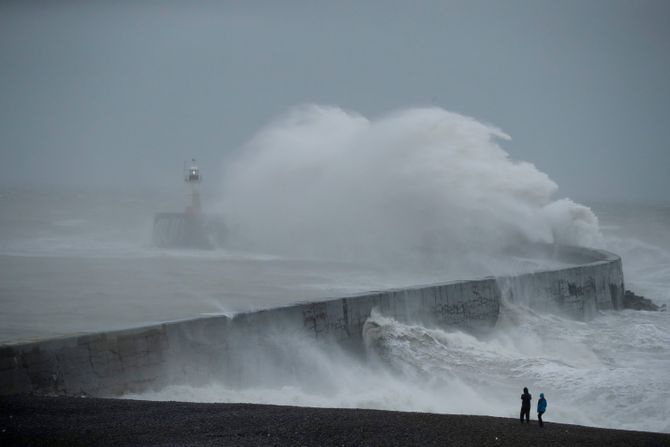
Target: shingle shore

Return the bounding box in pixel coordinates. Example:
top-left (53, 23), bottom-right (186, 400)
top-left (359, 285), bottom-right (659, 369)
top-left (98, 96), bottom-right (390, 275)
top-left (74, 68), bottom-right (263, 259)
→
top-left (1, 395), bottom-right (668, 446)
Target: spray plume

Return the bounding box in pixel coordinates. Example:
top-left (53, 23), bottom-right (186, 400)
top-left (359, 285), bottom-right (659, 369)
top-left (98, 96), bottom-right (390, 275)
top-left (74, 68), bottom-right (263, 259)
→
top-left (218, 105), bottom-right (602, 268)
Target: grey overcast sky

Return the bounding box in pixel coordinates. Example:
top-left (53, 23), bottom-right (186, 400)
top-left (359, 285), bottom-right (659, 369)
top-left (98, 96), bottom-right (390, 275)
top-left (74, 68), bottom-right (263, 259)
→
top-left (1, 0), bottom-right (668, 202)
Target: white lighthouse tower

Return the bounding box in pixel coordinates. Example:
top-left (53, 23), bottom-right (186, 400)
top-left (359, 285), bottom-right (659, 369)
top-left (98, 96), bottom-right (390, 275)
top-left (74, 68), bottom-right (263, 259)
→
top-left (184, 158), bottom-right (201, 213)
top-left (154, 158), bottom-right (224, 249)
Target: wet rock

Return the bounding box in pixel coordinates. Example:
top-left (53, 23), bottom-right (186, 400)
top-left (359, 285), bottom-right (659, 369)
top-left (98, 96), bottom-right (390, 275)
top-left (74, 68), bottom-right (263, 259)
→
top-left (623, 290), bottom-right (666, 311)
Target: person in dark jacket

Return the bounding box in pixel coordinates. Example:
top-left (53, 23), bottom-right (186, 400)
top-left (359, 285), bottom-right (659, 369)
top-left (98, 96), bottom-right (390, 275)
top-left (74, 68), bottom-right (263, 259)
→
top-left (537, 393), bottom-right (547, 427)
top-left (520, 387), bottom-right (532, 423)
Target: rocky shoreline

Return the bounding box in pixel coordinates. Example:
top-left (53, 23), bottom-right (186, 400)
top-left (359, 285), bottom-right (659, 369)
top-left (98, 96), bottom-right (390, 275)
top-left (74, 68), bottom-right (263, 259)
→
top-left (1, 395), bottom-right (668, 446)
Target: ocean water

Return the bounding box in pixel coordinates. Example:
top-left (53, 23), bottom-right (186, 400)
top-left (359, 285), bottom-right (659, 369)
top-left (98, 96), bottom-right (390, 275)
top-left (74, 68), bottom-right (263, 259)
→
top-left (2, 107), bottom-right (669, 433)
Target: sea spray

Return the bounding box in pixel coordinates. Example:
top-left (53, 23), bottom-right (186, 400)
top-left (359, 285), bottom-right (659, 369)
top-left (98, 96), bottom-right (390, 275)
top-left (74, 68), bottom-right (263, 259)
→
top-left (218, 106), bottom-right (603, 269)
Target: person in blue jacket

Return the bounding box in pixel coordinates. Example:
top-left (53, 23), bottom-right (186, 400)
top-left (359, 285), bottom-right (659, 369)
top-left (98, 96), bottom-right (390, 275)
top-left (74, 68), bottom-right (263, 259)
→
top-left (537, 393), bottom-right (547, 427)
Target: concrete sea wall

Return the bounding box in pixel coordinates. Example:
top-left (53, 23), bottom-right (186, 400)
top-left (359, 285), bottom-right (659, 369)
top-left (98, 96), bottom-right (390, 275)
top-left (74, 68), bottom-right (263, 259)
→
top-left (0, 245), bottom-right (624, 397)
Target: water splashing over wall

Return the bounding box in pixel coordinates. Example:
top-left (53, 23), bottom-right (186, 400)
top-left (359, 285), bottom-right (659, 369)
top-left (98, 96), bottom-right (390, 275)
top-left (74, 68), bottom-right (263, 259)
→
top-left (218, 106), bottom-right (603, 271)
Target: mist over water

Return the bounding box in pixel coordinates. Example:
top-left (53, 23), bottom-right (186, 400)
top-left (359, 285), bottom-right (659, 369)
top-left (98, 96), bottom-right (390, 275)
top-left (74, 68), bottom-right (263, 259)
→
top-left (218, 106), bottom-right (603, 269)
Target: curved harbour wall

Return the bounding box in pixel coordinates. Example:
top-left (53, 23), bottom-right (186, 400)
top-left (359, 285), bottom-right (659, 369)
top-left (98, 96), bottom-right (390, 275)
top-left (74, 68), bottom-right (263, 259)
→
top-left (0, 245), bottom-right (624, 396)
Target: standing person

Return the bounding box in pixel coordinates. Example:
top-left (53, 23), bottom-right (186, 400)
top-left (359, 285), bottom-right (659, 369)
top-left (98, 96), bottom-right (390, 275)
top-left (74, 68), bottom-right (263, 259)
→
top-left (520, 387), bottom-right (532, 423)
top-left (537, 393), bottom-right (547, 427)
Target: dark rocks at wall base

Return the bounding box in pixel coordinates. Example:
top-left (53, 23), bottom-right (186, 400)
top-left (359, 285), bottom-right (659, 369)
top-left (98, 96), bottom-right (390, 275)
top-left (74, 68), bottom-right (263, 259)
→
top-left (623, 290), bottom-right (666, 311)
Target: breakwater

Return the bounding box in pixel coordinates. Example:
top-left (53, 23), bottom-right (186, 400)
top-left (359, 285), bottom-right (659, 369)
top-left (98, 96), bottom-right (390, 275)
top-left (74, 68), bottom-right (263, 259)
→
top-left (0, 245), bottom-right (624, 397)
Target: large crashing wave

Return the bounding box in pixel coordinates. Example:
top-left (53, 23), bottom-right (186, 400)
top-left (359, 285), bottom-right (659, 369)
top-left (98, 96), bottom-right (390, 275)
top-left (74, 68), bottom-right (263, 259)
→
top-left (219, 106), bottom-right (602, 265)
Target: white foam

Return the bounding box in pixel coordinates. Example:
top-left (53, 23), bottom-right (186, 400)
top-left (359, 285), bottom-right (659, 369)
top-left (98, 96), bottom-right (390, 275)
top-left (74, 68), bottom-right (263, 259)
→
top-left (217, 106), bottom-right (603, 270)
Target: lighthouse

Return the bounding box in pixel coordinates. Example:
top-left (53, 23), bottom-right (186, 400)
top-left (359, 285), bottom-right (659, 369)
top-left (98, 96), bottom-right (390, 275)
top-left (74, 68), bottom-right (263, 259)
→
top-left (152, 159), bottom-right (225, 249)
top-left (184, 159), bottom-right (202, 213)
